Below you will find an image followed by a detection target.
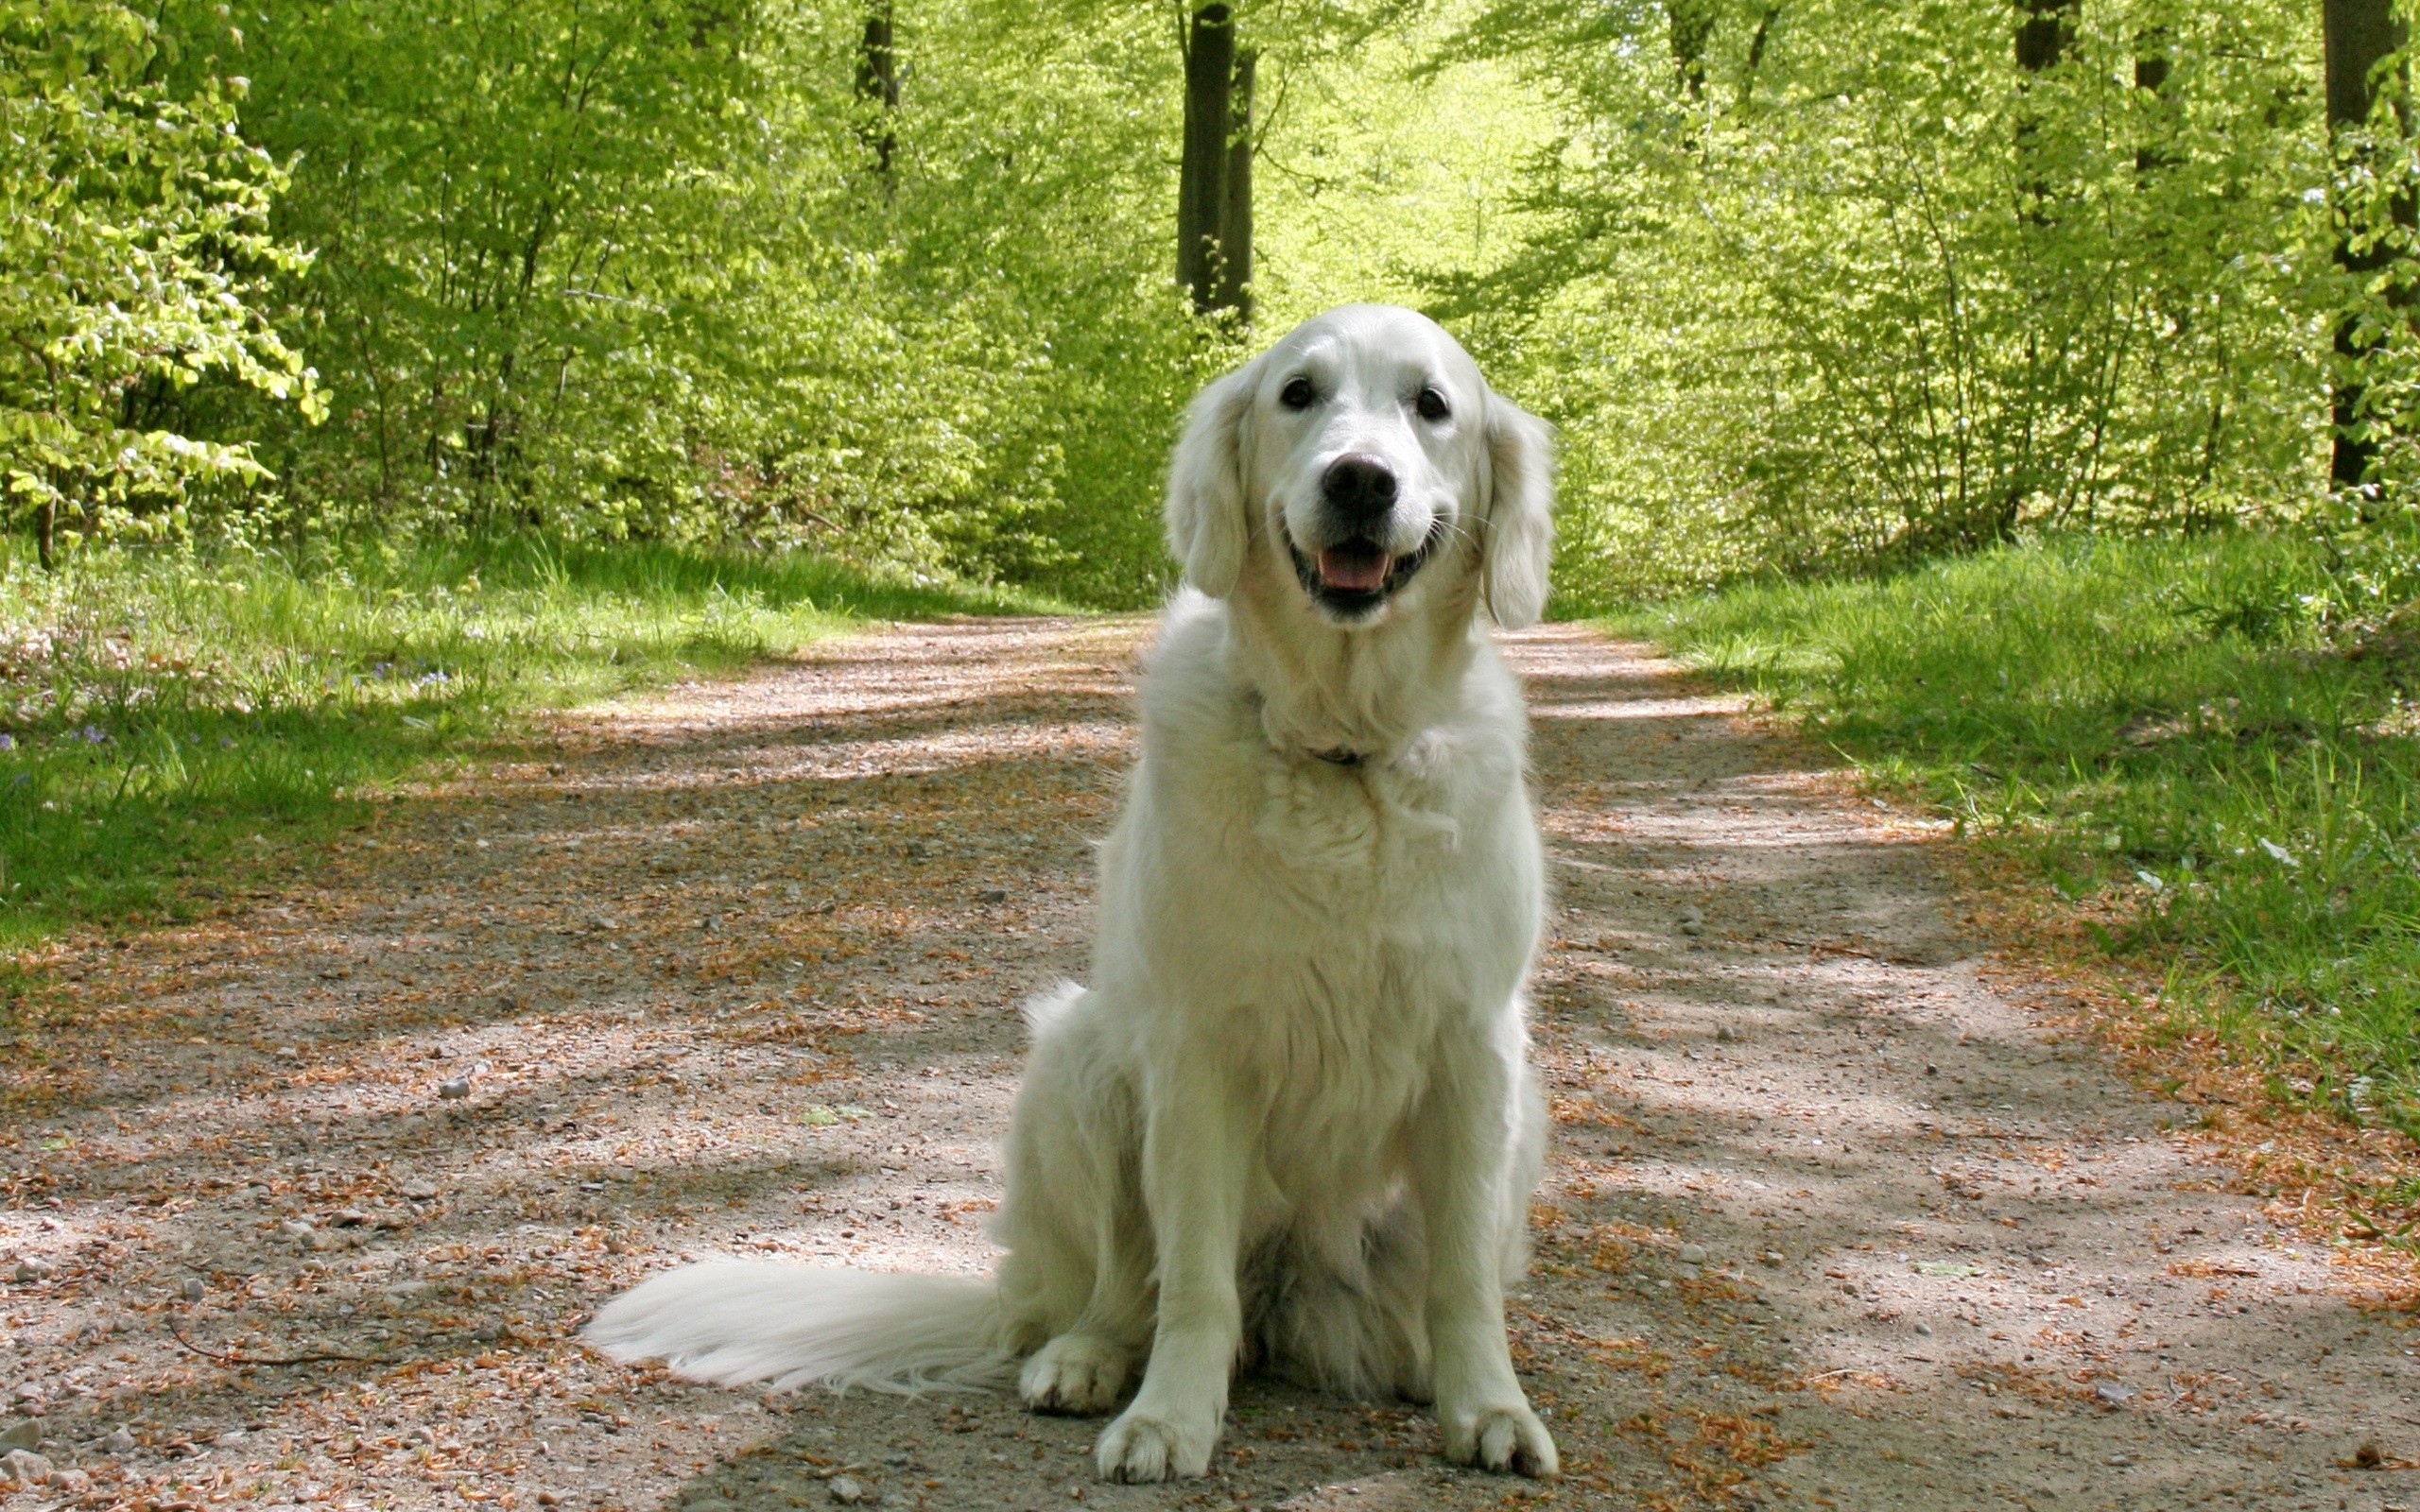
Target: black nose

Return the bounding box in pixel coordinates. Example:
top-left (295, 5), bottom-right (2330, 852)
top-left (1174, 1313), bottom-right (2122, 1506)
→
top-left (1321, 455), bottom-right (1397, 521)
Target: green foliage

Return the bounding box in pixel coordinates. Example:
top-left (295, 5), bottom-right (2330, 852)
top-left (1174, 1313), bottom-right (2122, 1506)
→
top-left (1616, 529), bottom-right (2420, 1135)
top-left (134, 0), bottom-right (1239, 603)
top-left (0, 537), bottom-right (1046, 947)
top-left (1445, 0), bottom-right (2329, 604)
top-left (0, 0), bottom-right (320, 551)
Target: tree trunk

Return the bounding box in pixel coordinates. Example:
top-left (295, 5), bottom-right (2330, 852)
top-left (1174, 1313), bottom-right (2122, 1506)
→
top-left (2013, 0), bottom-right (2076, 214)
top-left (1668, 0), bottom-right (1716, 101)
top-left (857, 2), bottom-right (899, 181)
top-left (34, 497), bottom-right (54, 573)
top-left (1177, 4), bottom-right (1235, 315)
top-left (1739, 6), bottom-right (1780, 110)
top-left (2134, 27), bottom-right (2170, 177)
top-left (2014, 0), bottom-right (2072, 73)
top-left (2326, 0), bottom-right (2408, 494)
top-left (1214, 49), bottom-right (1254, 322)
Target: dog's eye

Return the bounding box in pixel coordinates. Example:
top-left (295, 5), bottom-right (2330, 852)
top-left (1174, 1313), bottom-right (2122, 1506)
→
top-left (1415, 387), bottom-right (1451, 422)
top-left (1279, 376), bottom-right (1316, 411)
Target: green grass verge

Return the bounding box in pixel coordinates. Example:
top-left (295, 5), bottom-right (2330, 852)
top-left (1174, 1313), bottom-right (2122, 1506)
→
top-left (0, 536), bottom-right (1057, 952)
top-left (1606, 531), bottom-right (2420, 1142)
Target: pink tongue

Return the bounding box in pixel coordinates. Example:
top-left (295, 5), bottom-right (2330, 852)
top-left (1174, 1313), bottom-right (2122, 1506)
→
top-left (1317, 545), bottom-right (1391, 592)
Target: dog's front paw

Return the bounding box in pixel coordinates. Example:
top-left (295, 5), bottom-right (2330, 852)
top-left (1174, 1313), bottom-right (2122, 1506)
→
top-left (1020, 1332), bottom-right (1131, 1416)
top-left (1095, 1407), bottom-right (1214, 1482)
top-left (1440, 1400), bottom-right (1559, 1479)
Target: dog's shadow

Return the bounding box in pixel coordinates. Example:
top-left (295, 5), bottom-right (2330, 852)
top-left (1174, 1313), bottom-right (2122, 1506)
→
top-left (666, 1379), bottom-right (1530, 1511)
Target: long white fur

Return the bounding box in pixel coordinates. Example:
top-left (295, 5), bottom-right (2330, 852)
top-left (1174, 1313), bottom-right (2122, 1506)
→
top-left (585, 304), bottom-right (1561, 1483)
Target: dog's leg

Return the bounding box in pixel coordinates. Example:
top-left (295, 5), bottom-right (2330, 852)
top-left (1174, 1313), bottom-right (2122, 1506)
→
top-left (1093, 1075), bottom-right (1246, 1483)
top-left (1022, 1187), bottom-right (1151, 1415)
top-left (1409, 1039), bottom-right (1559, 1479)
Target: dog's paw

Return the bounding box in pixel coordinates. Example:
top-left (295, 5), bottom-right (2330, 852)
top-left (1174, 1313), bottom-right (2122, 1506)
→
top-left (1440, 1400), bottom-right (1559, 1479)
top-left (1094, 1407), bottom-right (1214, 1482)
top-left (1020, 1333), bottom-right (1131, 1416)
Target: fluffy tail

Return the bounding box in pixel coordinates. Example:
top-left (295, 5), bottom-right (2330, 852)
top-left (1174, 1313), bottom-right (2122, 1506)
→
top-left (583, 1262), bottom-right (1012, 1392)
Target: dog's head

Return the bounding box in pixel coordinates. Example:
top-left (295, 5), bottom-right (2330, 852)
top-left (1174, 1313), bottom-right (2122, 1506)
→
top-left (1165, 304), bottom-right (1554, 629)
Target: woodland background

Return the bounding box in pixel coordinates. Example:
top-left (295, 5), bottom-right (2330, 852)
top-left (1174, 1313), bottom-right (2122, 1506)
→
top-left (10, 0), bottom-right (2412, 608)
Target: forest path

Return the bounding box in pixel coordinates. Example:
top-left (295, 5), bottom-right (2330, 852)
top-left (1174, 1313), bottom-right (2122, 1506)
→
top-left (6, 618), bottom-right (2411, 1512)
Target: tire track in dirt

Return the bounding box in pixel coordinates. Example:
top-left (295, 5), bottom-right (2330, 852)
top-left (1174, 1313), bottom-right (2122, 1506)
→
top-left (2, 619), bottom-right (2411, 1512)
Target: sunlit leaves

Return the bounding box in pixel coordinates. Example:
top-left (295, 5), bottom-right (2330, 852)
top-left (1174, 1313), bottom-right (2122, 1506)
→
top-left (0, 0), bottom-right (319, 545)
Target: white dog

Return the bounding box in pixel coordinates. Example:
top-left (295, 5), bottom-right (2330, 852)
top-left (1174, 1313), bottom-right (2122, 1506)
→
top-left (585, 304), bottom-right (1561, 1482)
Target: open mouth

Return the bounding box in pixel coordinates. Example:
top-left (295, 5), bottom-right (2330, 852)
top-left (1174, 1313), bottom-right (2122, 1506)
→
top-left (1284, 522), bottom-right (1444, 618)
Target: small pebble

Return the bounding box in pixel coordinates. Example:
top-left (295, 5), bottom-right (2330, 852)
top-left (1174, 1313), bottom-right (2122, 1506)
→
top-left (335, 1208), bottom-right (370, 1227)
top-left (1, 1449), bottom-right (53, 1487)
top-left (402, 1179), bottom-right (440, 1201)
top-left (1760, 1250), bottom-right (1785, 1266)
top-left (1677, 906), bottom-right (1704, 936)
top-left (537, 1493), bottom-right (562, 1507)
top-left (1715, 1024), bottom-right (1738, 1043)
top-left (181, 1277), bottom-right (206, 1303)
top-left (281, 1219), bottom-right (316, 1239)
top-left (977, 888), bottom-right (1008, 904)
top-left (275, 1046), bottom-right (300, 1059)
top-left (438, 1077), bottom-right (472, 1100)
top-left (1677, 1243), bottom-right (1708, 1265)
top-left (1913, 1322), bottom-right (1932, 1336)
top-left (2094, 1383), bottom-right (2135, 1407)
top-left (0, 1422), bottom-right (36, 1452)
top-left (2105, 1452), bottom-right (2132, 1467)
top-left (102, 1426), bottom-right (135, 1454)
top-left (10, 1258), bottom-right (52, 1282)
top-left (828, 1475), bottom-right (870, 1505)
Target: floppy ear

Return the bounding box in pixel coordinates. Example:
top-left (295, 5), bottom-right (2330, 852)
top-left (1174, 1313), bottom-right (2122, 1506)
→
top-left (1481, 389), bottom-right (1556, 629)
top-left (1164, 360), bottom-right (1258, 598)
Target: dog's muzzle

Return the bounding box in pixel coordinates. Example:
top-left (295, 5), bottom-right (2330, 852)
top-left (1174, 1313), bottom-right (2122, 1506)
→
top-left (1284, 518), bottom-right (1446, 621)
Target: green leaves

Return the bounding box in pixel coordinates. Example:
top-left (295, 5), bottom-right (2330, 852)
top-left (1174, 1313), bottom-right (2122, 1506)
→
top-left (1449, 0), bottom-right (2327, 606)
top-left (0, 0), bottom-right (319, 549)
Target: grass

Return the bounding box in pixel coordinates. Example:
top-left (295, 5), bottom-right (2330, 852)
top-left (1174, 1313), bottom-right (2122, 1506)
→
top-left (0, 535), bottom-right (1055, 953)
top-left (1607, 530), bottom-right (2420, 1143)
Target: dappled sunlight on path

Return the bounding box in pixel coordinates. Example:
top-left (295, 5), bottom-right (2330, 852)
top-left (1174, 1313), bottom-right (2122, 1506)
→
top-left (0, 619), bottom-right (2408, 1512)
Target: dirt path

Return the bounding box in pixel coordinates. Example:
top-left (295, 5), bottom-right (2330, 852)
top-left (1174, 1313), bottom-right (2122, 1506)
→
top-left (5, 619), bottom-right (2414, 1512)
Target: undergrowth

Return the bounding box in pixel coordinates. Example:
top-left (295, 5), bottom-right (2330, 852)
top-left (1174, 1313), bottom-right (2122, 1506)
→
top-left (0, 536), bottom-right (1052, 952)
top-left (1608, 531), bottom-right (2420, 1143)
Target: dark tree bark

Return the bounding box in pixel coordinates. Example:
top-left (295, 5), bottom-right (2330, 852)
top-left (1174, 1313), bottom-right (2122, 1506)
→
top-left (2134, 27), bottom-right (2170, 177)
top-left (1214, 49), bottom-right (1255, 321)
top-left (1668, 0), bottom-right (1717, 101)
top-left (2013, 0), bottom-right (2076, 224)
top-left (2326, 0), bottom-right (2409, 493)
top-left (34, 497), bottom-right (54, 573)
top-left (856, 2), bottom-right (899, 181)
top-left (1177, 5), bottom-right (1236, 315)
top-left (2014, 0), bottom-right (2073, 73)
top-left (1738, 5), bottom-right (1781, 109)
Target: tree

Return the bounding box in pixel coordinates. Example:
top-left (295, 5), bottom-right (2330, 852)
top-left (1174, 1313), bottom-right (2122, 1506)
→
top-left (0, 0), bottom-right (319, 568)
top-left (1178, 5), bottom-right (1236, 314)
top-left (2325, 0), bottom-right (2409, 495)
top-left (857, 2), bottom-right (899, 182)
top-left (1177, 4), bottom-right (1253, 320)
top-left (1214, 50), bottom-right (1256, 320)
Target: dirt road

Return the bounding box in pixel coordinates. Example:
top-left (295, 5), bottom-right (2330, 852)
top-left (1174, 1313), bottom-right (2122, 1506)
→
top-left (5, 618), bottom-right (2414, 1512)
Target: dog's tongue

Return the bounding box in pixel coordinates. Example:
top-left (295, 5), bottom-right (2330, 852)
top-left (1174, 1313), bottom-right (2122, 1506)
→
top-left (1317, 542), bottom-right (1392, 592)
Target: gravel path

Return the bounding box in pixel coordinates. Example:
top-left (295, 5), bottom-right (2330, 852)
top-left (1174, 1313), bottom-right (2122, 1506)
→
top-left (4, 618), bottom-right (2413, 1512)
